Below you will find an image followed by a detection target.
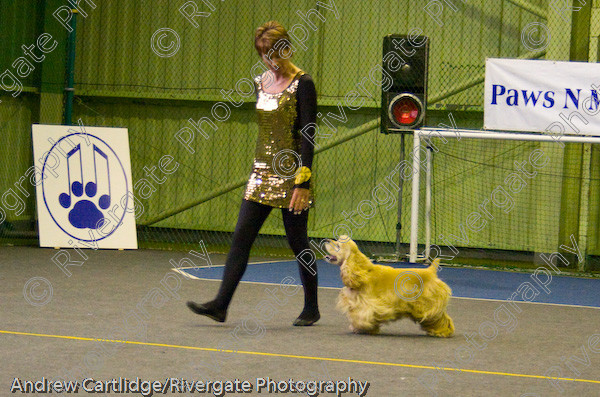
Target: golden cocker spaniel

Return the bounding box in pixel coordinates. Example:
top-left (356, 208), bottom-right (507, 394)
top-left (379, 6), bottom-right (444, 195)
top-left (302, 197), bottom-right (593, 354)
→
top-left (325, 236), bottom-right (454, 337)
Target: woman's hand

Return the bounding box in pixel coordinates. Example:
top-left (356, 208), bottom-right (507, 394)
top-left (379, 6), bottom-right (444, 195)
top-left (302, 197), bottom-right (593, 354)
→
top-left (289, 188), bottom-right (310, 215)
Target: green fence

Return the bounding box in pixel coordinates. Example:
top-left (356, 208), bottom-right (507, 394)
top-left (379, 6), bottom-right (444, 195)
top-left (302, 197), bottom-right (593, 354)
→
top-left (1, 0), bottom-right (599, 271)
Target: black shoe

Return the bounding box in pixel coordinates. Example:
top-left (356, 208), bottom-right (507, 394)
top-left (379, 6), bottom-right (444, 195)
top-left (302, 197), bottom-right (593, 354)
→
top-left (293, 311), bottom-right (320, 326)
top-left (186, 301), bottom-right (226, 323)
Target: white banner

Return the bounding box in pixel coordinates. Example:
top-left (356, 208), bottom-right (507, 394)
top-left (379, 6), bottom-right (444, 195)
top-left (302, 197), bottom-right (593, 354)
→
top-left (484, 58), bottom-right (600, 135)
top-left (32, 124), bottom-right (138, 249)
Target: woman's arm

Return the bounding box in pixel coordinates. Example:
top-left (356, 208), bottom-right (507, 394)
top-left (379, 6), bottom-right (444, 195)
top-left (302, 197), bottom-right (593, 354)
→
top-left (294, 74), bottom-right (317, 189)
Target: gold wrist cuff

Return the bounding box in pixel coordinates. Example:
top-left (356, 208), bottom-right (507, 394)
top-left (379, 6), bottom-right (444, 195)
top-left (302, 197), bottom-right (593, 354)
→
top-left (294, 166), bottom-right (311, 185)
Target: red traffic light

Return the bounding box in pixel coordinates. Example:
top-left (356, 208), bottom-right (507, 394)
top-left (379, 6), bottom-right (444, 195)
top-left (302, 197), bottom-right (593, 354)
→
top-left (388, 93), bottom-right (424, 129)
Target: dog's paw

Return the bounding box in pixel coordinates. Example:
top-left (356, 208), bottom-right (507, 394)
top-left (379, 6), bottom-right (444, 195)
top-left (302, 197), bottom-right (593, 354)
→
top-left (350, 324), bottom-right (380, 335)
top-left (426, 328), bottom-right (455, 338)
top-left (422, 313), bottom-right (455, 337)
top-left (350, 325), bottom-right (367, 334)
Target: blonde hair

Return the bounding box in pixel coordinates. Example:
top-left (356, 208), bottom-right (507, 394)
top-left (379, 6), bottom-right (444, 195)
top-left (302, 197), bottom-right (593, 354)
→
top-left (254, 21), bottom-right (293, 59)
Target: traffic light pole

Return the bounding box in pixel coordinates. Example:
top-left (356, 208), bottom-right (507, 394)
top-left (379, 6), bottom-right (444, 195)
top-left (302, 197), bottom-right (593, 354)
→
top-left (394, 132), bottom-right (405, 256)
top-left (373, 130), bottom-right (411, 263)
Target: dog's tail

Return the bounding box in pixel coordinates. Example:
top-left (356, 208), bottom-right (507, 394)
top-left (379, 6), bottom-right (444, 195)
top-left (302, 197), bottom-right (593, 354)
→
top-left (428, 258), bottom-right (441, 274)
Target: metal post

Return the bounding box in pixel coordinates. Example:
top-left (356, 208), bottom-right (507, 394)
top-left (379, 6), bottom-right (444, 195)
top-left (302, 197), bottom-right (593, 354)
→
top-left (577, 143), bottom-right (592, 271)
top-left (395, 133), bottom-right (405, 256)
top-left (425, 145), bottom-right (432, 261)
top-left (419, 128), bottom-right (600, 144)
top-left (409, 133), bottom-right (421, 262)
top-left (64, 8), bottom-right (78, 125)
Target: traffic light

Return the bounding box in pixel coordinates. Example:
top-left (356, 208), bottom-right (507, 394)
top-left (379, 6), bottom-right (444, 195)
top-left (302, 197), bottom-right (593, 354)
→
top-left (381, 34), bottom-right (429, 133)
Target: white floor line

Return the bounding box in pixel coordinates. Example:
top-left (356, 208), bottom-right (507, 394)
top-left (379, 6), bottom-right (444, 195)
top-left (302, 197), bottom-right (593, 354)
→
top-left (175, 260), bottom-right (600, 309)
top-left (451, 295), bottom-right (600, 309)
top-left (171, 268), bottom-right (200, 280)
top-left (174, 259), bottom-right (295, 271)
top-left (182, 277), bottom-right (600, 309)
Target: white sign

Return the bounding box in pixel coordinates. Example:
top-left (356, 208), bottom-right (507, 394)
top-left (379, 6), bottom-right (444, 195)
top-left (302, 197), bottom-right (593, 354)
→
top-left (484, 58), bottom-right (600, 135)
top-left (32, 124), bottom-right (138, 249)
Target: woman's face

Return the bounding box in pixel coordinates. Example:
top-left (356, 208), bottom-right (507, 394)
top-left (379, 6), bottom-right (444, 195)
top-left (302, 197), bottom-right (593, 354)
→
top-left (261, 50), bottom-right (283, 72)
top-left (260, 45), bottom-right (292, 73)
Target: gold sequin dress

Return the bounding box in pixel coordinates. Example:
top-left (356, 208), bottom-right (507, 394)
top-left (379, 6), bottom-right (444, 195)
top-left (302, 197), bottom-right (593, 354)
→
top-left (243, 70), bottom-right (315, 209)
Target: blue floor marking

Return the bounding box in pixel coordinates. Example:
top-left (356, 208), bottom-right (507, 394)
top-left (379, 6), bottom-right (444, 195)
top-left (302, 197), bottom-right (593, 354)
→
top-left (181, 260), bottom-right (600, 308)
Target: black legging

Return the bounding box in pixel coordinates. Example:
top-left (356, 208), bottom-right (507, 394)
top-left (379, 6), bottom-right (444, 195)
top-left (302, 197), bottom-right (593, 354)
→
top-left (213, 199), bottom-right (318, 313)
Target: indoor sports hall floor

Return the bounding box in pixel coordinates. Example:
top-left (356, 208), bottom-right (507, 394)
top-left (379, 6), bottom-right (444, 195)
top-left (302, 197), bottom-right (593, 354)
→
top-left (2, 246), bottom-right (599, 396)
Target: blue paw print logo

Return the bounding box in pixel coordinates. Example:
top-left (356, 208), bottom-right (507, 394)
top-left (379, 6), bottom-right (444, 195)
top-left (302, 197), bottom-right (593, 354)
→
top-left (42, 134), bottom-right (128, 242)
top-left (58, 144), bottom-right (111, 230)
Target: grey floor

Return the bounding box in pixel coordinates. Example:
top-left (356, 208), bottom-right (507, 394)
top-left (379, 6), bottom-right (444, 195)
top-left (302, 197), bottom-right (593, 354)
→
top-left (1, 246), bottom-right (599, 397)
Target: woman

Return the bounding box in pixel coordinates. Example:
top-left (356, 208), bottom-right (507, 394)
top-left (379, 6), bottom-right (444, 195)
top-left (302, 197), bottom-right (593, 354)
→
top-left (187, 21), bottom-right (319, 326)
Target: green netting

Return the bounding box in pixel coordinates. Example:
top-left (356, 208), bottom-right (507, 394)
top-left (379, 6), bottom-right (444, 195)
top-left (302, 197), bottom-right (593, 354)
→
top-left (410, 135), bottom-right (600, 271)
top-left (1, 0), bottom-right (598, 271)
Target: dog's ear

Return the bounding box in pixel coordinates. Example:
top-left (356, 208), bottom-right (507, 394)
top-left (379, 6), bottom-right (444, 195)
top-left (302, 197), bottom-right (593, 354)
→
top-left (339, 241), bottom-right (372, 289)
top-left (340, 238), bottom-right (359, 262)
top-left (347, 239), bottom-right (359, 254)
top-left (341, 265), bottom-right (366, 289)
top-left (344, 238), bottom-right (370, 265)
